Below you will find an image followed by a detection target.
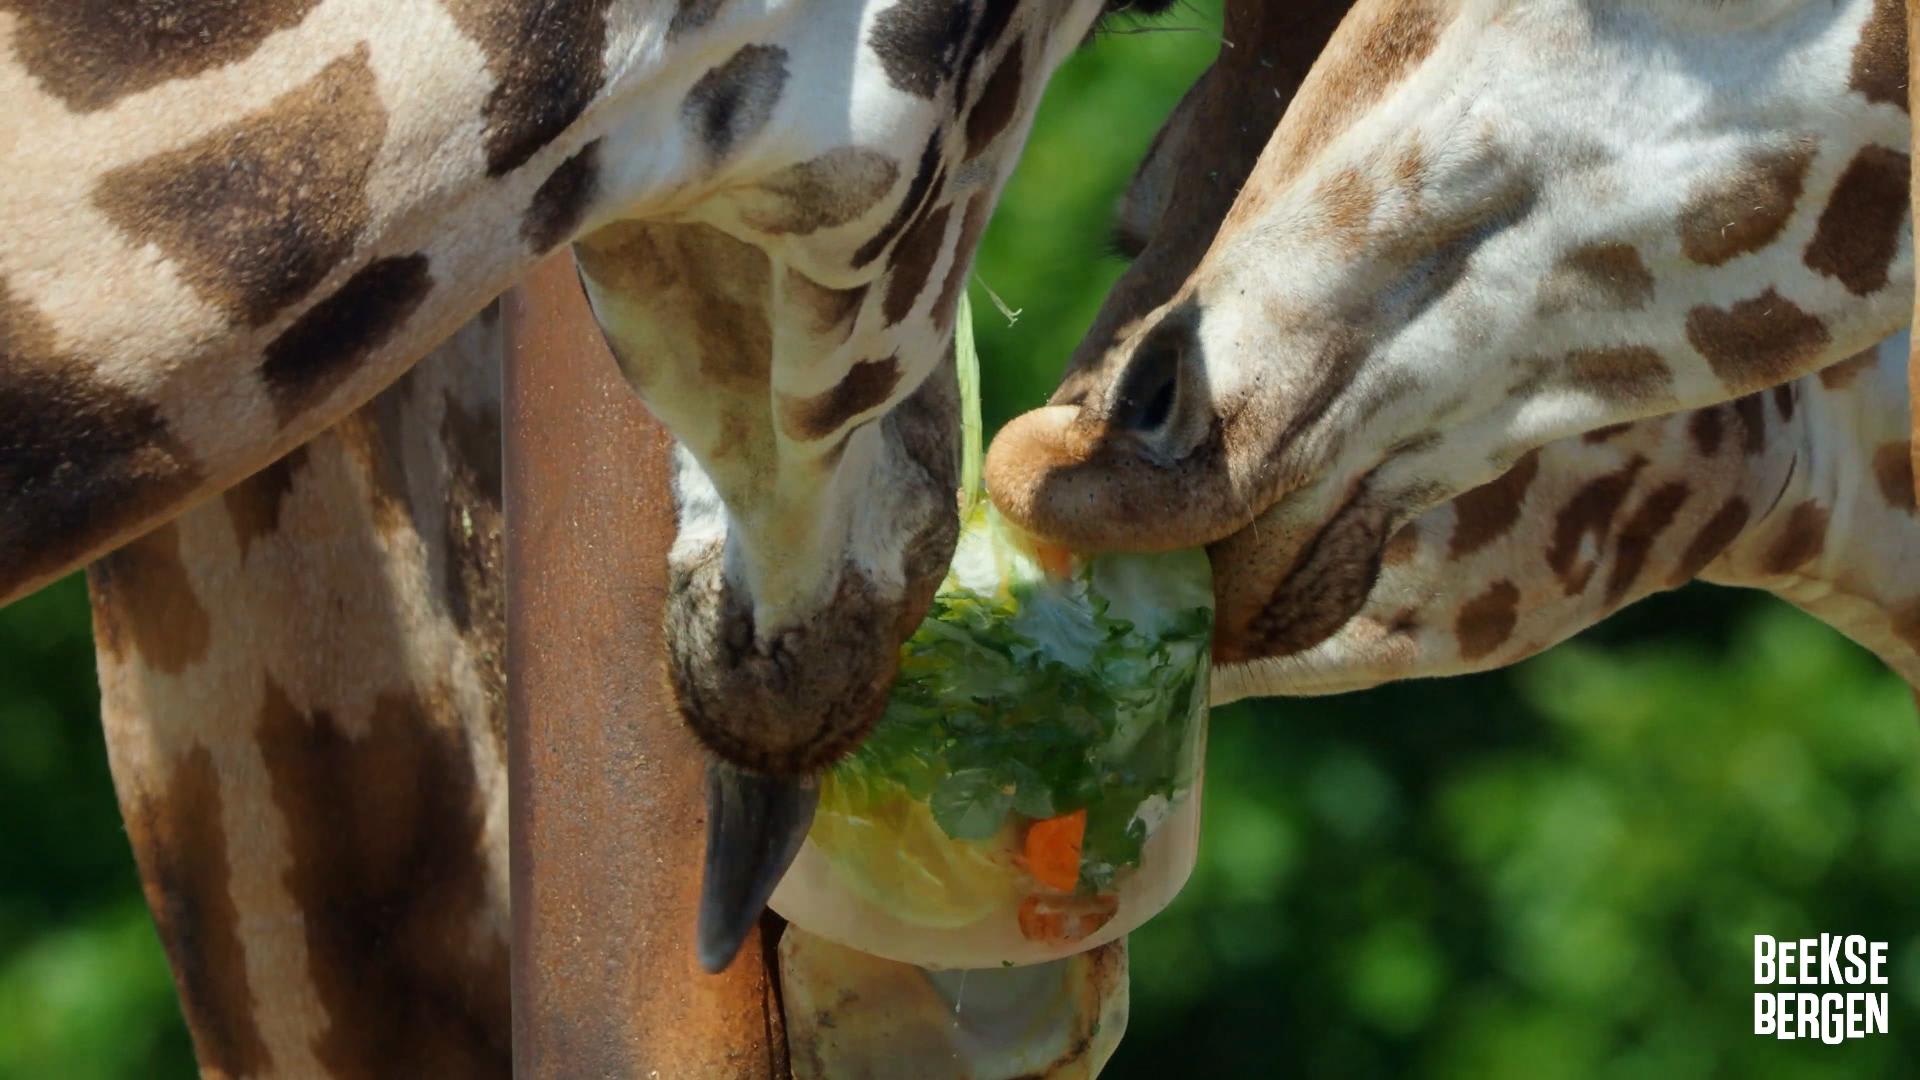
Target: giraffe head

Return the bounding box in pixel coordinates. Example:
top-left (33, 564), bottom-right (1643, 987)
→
top-left (987, 0), bottom-right (1913, 677)
top-left (550, 0), bottom-right (1179, 969)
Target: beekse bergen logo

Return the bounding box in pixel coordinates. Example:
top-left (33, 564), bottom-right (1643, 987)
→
top-left (1754, 935), bottom-right (1889, 1044)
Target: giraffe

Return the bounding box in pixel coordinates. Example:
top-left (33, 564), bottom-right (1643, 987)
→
top-left (0, 0), bottom-right (1180, 974)
top-left (87, 309), bottom-right (513, 1078)
top-left (984, 0), bottom-right (1919, 693)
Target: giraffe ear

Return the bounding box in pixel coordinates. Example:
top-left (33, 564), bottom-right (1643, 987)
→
top-left (1909, 0), bottom-right (1919, 509)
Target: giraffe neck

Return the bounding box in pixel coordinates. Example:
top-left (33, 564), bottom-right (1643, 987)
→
top-left (3, 1), bottom-right (692, 603)
top-left (89, 309), bottom-right (509, 1077)
top-left (1213, 334), bottom-right (1920, 702)
top-left (1700, 338), bottom-right (1920, 683)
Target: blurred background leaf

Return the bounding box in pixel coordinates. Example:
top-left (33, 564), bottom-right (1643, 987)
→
top-left (4, 6), bottom-right (1916, 1075)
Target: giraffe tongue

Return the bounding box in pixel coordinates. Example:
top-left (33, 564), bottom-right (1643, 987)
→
top-left (696, 761), bottom-right (819, 973)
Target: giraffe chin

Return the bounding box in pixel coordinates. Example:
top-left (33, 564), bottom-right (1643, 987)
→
top-left (665, 550), bottom-right (904, 776)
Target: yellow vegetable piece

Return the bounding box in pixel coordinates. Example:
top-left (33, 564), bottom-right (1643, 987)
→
top-left (812, 774), bottom-right (1022, 929)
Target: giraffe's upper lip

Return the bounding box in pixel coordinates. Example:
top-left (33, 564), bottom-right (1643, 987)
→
top-left (984, 404), bottom-right (1252, 554)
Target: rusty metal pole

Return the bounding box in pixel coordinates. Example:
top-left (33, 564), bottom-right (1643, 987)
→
top-left (504, 252), bottom-right (788, 1076)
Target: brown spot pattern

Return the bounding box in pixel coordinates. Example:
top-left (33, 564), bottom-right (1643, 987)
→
top-left (87, 523), bottom-right (212, 675)
top-left (1848, 0), bottom-right (1908, 112)
top-left (1772, 383), bottom-right (1797, 422)
top-left (1456, 579), bottom-right (1519, 662)
top-left (1760, 500), bottom-right (1829, 575)
top-left (964, 39), bottom-right (1024, 161)
top-left (682, 44), bottom-right (790, 161)
top-left (933, 193), bottom-right (991, 332)
top-left (1448, 449), bottom-right (1539, 559)
top-left (574, 221), bottom-right (774, 391)
top-left (669, 0), bottom-right (725, 37)
top-left (1565, 346), bottom-right (1671, 402)
top-left (1873, 441), bottom-right (1916, 511)
top-left (260, 255), bottom-right (434, 421)
top-left (521, 139), bottom-right (601, 253)
top-left (1670, 497), bottom-right (1751, 585)
top-left (1584, 423), bottom-right (1634, 444)
top-left (223, 446), bottom-right (310, 558)
top-left (1320, 168), bottom-right (1377, 249)
top-left (1685, 288), bottom-right (1832, 391)
top-left (118, 746), bottom-right (272, 1077)
top-left (1731, 393), bottom-right (1768, 455)
top-left (952, 0), bottom-right (1018, 104)
top-left (1, 278), bottom-right (203, 598)
top-left (337, 397), bottom-right (418, 538)
top-left (1688, 405), bottom-right (1725, 456)
top-left (1547, 455), bottom-right (1647, 595)
top-left (780, 357), bottom-right (903, 441)
top-left (883, 203), bottom-right (952, 325)
top-left (0, 0), bottom-right (322, 112)
top-left (1803, 144), bottom-right (1910, 296)
top-left (256, 680), bottom-right (510, 1077)
top-left (94, 48), bottom-right (387, 327)
top-left (1677, 144), bottom-right (1812, 266)
top-left (868, 0), bottom-right (974, 99)
top-left (1604, 481), bottom-right (1690, 607)
top-left (740, 147), bottom-right (901, 235)
top-left (853, 130), bottom-right (944, 269)
top-left (443, 0), bottom-right (613, 175)
top-left (1535, 242), bottom-right (1653, 314)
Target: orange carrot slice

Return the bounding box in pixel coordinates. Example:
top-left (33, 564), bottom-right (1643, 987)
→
top-left (1025, 809), bottom-right (1086, 892)
top-left (1016, 893), bottom-right (1118, 946)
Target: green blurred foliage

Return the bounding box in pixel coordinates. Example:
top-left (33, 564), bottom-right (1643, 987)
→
top-left (0, 577), bottom-right (196, 1077)
top-left (3, 7), bottom-right (1917, 1076)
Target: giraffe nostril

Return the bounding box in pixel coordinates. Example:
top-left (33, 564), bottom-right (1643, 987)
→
top-left (1112, 320), bottom-right (1190, 434)
top-left (1132, 373), bottom-right (1177, 432)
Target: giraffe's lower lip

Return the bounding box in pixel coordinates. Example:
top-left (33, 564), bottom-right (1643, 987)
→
top-left (1206, 477), bottom-right (1392, 669)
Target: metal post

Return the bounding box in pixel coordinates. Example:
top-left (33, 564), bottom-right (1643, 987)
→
top-left (504, 252), bottom-right (788, 1076)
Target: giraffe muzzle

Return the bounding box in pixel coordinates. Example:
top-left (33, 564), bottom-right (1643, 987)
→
top-left (983, 403), bottom-right (1250, 554)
